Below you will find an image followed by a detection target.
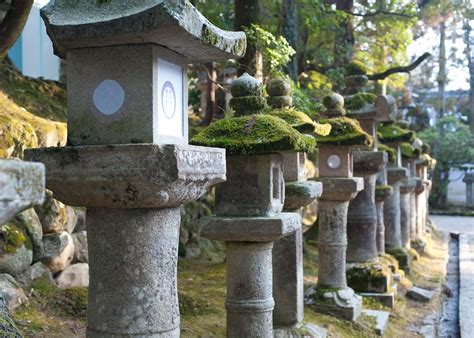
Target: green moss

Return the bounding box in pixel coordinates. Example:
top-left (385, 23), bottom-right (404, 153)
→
top-left (400, 142), bottom-right (421, 159)
top-left (386, 247), bottom-right (410, 273)
top-left (0, 223), bottom-right (31, 254)
top-left (345, 61), bottom-right (368, 76)
top-left (422, 143), bottom-right (431, 154)
top-left (313, 117), bottom-right (373, 146)
top-left (375, 184), bottom-right (393, 201)
top-left (347, 263), bottom-right (390, 293)
top-left (265, 108), bottom-right (331, 135)
top-left (190, 114), bottom-right (316, 155)
top-left (345, 93), bottom-right (377, 111)
top-left (312, 286), bottom-right (341, 300)
top-left (230, 96), bottom-right (267, 115)
top-left (377, 122), bottom-right (415, 143)
top-left (53, 288), bottom-right (88, 318)
top-left (378, 143), bottom-right (396, 163)
top-left (201, 25), bottom-right (219, 46)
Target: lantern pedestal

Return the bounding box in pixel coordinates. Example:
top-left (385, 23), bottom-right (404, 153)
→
top-left (26, 144), bottom-right (226, 337)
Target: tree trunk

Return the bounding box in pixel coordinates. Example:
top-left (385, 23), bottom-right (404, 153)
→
top-left (298, 25), bottom-right (309, 75)
top-left (235, 0), bottom-right (260, 76)
top-left (464, 19), bottom-right (474, 134)
top-left (335, 0), bottom-right (355, 65)
top-left (202, 62), bottom-right (217, 126)
top-left (0, 0), bottom-right (33, 60)
top-left (281, 0), bottom-right (298, 80)
top-left (437, 20), bottom-right (447, 120)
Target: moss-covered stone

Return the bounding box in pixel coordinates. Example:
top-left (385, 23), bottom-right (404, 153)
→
top-left (267, 78), bottom-right (291, 97)
top-left (345, 61), bottom-right (368, 76)
top-left (377, 122), bottom-right (415, 144)
top-left (385, 247), bottom-right (410, 273)
top-left (229, 96), bottom-right (267, 116)
top-left (267, 96), bottom-right (292, 109)
top-left (0, 224), bottom-right (32, 254)
top-left (375, 184), bottom-right (393, 201)
top-left (346, 263), bottom-right (390, 293)
top-left (313, 117), bottom-right (374, 147)
top-left (230, 73), bottom-right (262, 98)
top-left (190, 114), bottom-right (316, 155)
top-left (422, 143), bottom-right (431, 154)
top-left (400, 142), bottom-right (421, 159)
top-left (345, 93), bottom-right (377, 111)
top-left (265, 108), bottom-right (331, 135)
top-left (378, 143), bottom-right (396, 163)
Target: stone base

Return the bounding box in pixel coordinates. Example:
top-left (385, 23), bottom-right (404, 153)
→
top-left (360, 290), bottom-right (396, 308)
top-left (385, 247), bottom-right (411, 273)
top-left (273, 323), bottom-right (327, 338)
top-left (346, 262), bottom-right (392, 294)
top-left (305, 287), bottom-right (362, 321)
top-left (410, 238), bottom-right (427, 254)
top-left (362, 309), bottom-right (390, 336)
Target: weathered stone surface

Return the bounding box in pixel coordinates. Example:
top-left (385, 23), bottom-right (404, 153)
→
top-left (353, 151), bottom-right (387, 175)
top-left (215, 154), bottom-right (284, 217)
top-left (42, 0), bottom-right (247, 61)
top-left (56, 263), bottom-right (89, 289)
top-left (34, 190), bottom-right (68, 235)
top-left (0, 242), bottom-right (32, 278)
top-left (360, 292), bottom-right (396, 308)
top-left (87, 207), bottom-right (181, 337)
top-left (284, 181), bottom-right (322, 211)
top-left (0, 160), bottom-right (45, 225)
top-left (305, 287), bottom-right (362, 321)
top-left (201, 213), bottom-right (300, 242)
top-left (13, 208), bottom-right (43, 262)
top-left (74, 208), bottom-right (86, 233)
top-left (17, 262), bottom-right (56, 290)
top-left (346, 262), bottom-right (391, 293)
top-left (273, 323), bottom-right (327, 338)
top-left (42, 231), bottom-right (75, 273)
top-left (0, 296), bottom-right (22, 337)
top-left (25, 144), bottom-right (226, 209)
top-left (315, 177), bottom-right (364, 202)
top-left (65, 206), bottom-right (78, 234)
top-left (0, 274), bottom-right (27, 311)
top-left (362, 309), bottom-right (390, 336)
top-left (406, 286), bottom-right (434, 302)
top-left (376, 201), bottom-right (386, 254)
top-left (281, 152), bottom-right (306, 182)
top-left (375, 95), bottom-right (397, 122)
top-left (72, 231), bottom-right (88, 263)
top-left (399, 185), bottom-right (413, 249)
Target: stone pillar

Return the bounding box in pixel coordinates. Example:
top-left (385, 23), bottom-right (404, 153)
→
top-left (399, 180), bottom-right (416, 249)
top-left (273, 152), bottom-right (323, 336)
top-left (384, 167), bottom-right (408, 250)
top-left (347, 151), bottom-right (387, 263)
top-left (464, 173), bottom-right (474, 207)
top-left (0, 159), bottom-right (45, 336)
top-left (415, 183), bottom-right (426, 240)
top-left (27, 2), bottom-right (246, 336)
top-left (375, 184), bottom-right (393, 254)
top-left (202, 155), bottom-right (300, 338)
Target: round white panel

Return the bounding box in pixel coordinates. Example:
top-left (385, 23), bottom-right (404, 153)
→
top-left (161, 81), bottom-right (176, 119)
top-left (93, 80), bottom-right (125, 115)
top-left (327, 154), bottom-right (342, 169)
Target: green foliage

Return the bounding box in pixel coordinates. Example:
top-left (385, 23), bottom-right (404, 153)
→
top-left (190, 114), bottom-right (316, 155)
top-left (244, 24), bottom-right (296, 76)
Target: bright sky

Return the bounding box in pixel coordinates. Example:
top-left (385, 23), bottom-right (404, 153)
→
top-left (407, 25), bottom-right (470, 91)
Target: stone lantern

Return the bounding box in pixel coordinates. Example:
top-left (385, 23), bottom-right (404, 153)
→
top-left (193, 74), bottom-right (315, 337)
top-left (0, 159), bottom-right (45, 336)
top-left (26, 2), bottom-right (246, 337)
top-left (415, 151), bottom-right (435, 238)
top-left (266, 79), bottom-right (325, 336)
top-left (464, 172), bottom-right (474, 207)
top-left (304, 93), bottom-right (366, 321)
top-left (377, 123), bottom-right (414, 271)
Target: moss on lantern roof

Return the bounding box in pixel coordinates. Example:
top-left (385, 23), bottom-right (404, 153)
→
top-left (190, 114), bottom-right (316, 155)
top-left (345, 61), bottom-right (368, 76)
top-left (313, 117), bottom-right (373, 147)
top-left (345, 93), bottom-right (377, 111)
top-left (422, 143), bottom-right (431, 154)
top-left (378, 143), bottom-right (396, 163)
top-left (400, 142), bottom-right (421, 159)
top-left (377, 122), bottom-right (415, 144)
top-left (264, 108), bottom-right (331, 136)
top-left (375, 184), bottom-right (393, 200)
top-left (419, 153), bottom-right (437, 170)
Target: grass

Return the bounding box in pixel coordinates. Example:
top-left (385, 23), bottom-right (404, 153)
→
top-left (11, 223), bottom-right (449, 337)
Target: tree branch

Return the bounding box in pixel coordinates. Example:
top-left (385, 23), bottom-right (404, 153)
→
top-left (340, 9), bottom-right (418, 19)
top-left (0, 0), bottom-right (33, 60)
top-left (367, 52), bottom-right (432, 81)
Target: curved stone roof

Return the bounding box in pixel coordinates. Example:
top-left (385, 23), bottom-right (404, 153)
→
top-left (41, 0), bottom-right (247, 61)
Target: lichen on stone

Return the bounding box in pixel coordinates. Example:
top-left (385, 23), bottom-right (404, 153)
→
top-left (264, 108), bottom-right (331, 136)
top-left (346, 263), bottom-right (390, 293)
top-left (377, 122), bottom-right (415, 144)
top-left (313, 117), bottom-right (374, 147)
top-left (0, 223), bottom-right (32, 254)
top-left (190, 114), bottom-right (316, 155)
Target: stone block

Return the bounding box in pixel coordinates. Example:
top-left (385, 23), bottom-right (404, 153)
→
top-left (362, 309), bottom-right (390, 336)
top-left (360, 292), bottom-right (396, 308)
top-left (314, 177), bottom-right (364, 202)
top-left (215, 154), bottom-right (284, 217)
top-left (304, 287), bottom-right (362, 321)
top-left (201, 213), bottom-right (300, 242)
top-left (281, 152), bottom-right (307, 182)
top-left (284, 181), bottom-right (322, 211)
top-left (406, 286), bottom-right (434, 303)
top-left (387, 167), bottom-right (408, 184)
top-left (25, 144), bottom-right (226, 209)
top-left (346, 262), bottom-right (391, 293)
top-left (318, 146), bottom-right (353, 177)
top-left (56, 263), bottom-right (89, 289)
top-left (353, 151), bottom-right (387, 176)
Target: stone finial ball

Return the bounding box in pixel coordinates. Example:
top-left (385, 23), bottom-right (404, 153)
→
top-left (323, 93), bottom-right (344, 109)
top-left (267, 78), bottom-right (291, 97)
top-left (231, 73), bottom-right (262, 98)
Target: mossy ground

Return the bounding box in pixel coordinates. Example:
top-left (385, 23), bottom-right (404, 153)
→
top-left (12, 225), bottom-right (448, 337)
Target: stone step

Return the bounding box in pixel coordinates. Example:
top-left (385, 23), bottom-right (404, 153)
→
top-left (362, 309), bottom-right (390, 336)
top-left (406, 286), bottom-right (434, 302)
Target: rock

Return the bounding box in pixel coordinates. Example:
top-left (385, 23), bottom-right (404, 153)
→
top-left (0, 274), bottom-right (27, 311)
top-left (12, 208), bottom-right (44, 262)
top-left (16, 262), bottom-right (56, 290)
top-left (55, 263), bottom-right (89, 289)
top-left (0, 296), bottom-right (22, 337)
top-left (362, 309), bottom-right (390, 336)
top-left (34, 190), bottom-right (68, 234)
top-left (406, 286), bottom-right (434, 302)
top-left (65, 206), bottom-right (78, 234)
top-left (72, 231), bottom-right (88, 263)
top-left (42, 231), bottom-right (75, 273)
top-left (0, 224), bottom-right (33, 277)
